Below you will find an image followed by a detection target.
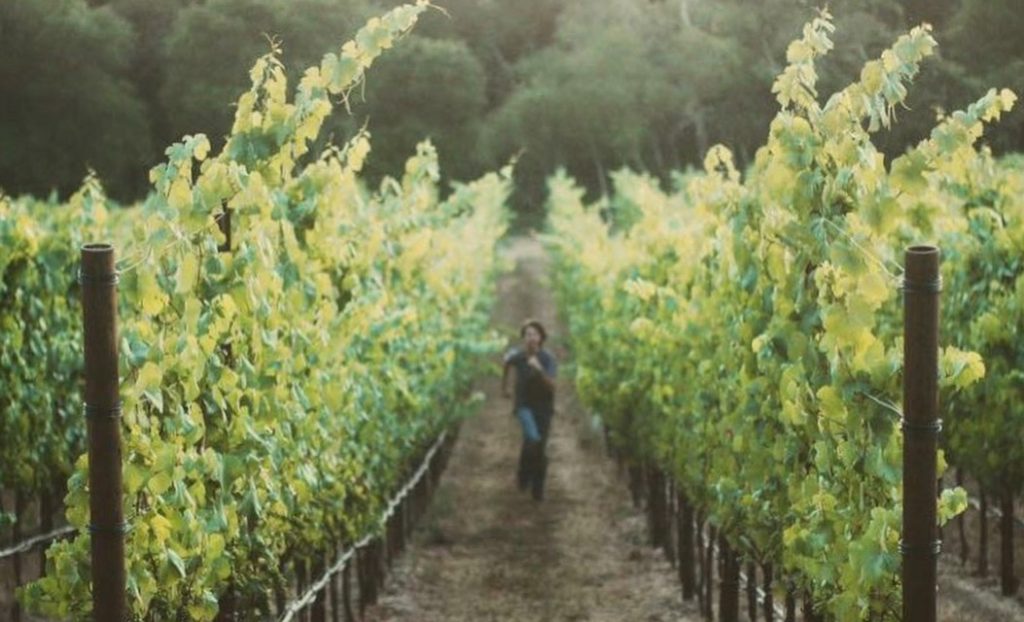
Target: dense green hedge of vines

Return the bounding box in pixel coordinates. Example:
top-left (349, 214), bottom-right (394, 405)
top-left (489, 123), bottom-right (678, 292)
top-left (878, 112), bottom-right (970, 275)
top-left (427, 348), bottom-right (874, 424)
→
top-left (547, 12), bottom-right (1022, 620)
top-left (3, 3), bottom-right (511, 619)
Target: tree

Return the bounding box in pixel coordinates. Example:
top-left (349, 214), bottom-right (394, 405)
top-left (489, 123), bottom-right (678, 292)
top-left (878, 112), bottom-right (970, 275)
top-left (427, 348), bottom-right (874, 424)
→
top-left (160, 0), bottom-right (370, 153)
top-left (108, 0), bottom-right (197, 163)
top-left (0, 0), bottom-right (151, 199)
top-left (944, 0), bottom-right (1024, 154)
top-left (349, 36), bottom-right (488, 185)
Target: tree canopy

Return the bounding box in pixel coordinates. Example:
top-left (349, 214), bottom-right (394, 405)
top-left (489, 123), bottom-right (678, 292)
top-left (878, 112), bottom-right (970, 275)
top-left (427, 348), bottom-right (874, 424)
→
top-left (2, 0), bottom-right (1022, 226)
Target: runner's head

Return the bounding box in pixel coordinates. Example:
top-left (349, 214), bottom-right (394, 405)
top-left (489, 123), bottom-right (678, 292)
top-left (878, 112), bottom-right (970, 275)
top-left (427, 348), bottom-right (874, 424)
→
top-left (520, 318), bottom-right (547, 352)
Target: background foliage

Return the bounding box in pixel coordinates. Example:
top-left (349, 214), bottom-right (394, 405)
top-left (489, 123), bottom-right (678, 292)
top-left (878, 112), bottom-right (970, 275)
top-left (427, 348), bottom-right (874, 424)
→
top-left (2, 0), bottom-right (1022, 225)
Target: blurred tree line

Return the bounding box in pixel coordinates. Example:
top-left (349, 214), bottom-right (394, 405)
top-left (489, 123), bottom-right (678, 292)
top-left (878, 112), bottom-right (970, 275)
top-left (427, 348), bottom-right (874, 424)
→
top-left (1, 0), bottom-right (1022, 225)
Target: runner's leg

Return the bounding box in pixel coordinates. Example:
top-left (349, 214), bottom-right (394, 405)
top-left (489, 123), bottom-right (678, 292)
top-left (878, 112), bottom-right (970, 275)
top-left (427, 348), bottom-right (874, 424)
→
top-left (515, 407), bottom-right (541, 491)
top-left (532, 410), bottom-right (553, 500)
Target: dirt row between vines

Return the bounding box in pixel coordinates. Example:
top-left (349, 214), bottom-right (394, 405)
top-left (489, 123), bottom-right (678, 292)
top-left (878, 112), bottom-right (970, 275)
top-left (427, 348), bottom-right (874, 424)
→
top-left (364, 236), bottom-right (698, 622)
top-left (363, 235), bottom-right (1024, 622)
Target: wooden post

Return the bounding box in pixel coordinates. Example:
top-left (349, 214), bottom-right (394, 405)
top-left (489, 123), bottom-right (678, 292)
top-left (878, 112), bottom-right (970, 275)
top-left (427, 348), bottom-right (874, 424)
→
top-left (311, 556), bottom-right (327, 622)
top-left (704, 524), bottom-right (716, 621)
top-left (373, 537), bottom-right (385, 599)
top-left (294, 559), bottom-right (307, 622)
top-left (696, 511), bottom-right (706, 612)
top-left (342, 559), bottom-right (355, 622)
top-left (718, 536), bottom-right (739, 622)
top-left (12, 491), bottom-right (23, 622)
top-left (80, 243), bottom-right (126, 622)
top-left (400, 495), bottom-right (409, 548)
top-left (665, 482), bottom-right (677, 566)
top-left (803, 593), bottom-right (823, 622)
top-left (783, 587), bottom-right (796, 622)
top-left (356, 547), bottom-right (368, 616)
top-left (762, 563), bottom-right (774, 622)
top-left (39, 487), bottom-right (55, 577)
top-left (979, 488), bottom-right (989, 577)
top-left (1000, 490), bottom-right (1018, 595)
top-left (217, 204), bottom-right (232, 253)
top-left (213, 202), bottom-right (238, 622)
top-left (329, 551), bottom-right (341, 622)
top-left (902, 245), bottom-right (941, 622)
top-left (746, 561), bottom-right (757, 622)
top-left (678, 488), bottom-right (696, 600)
top-left (216, 588), bottom-right (236, 622)
top-left (648, 467), bottom-right (666, 549)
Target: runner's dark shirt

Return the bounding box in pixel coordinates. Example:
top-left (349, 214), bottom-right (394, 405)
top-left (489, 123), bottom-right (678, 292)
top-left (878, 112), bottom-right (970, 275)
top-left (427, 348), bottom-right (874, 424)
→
top-left (505, 348), bottom-right (557, 415)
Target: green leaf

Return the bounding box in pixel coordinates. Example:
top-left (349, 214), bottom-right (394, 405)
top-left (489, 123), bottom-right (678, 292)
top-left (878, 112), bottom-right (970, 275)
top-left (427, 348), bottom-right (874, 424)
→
top-left (166, 549), bottom-right (187, 579)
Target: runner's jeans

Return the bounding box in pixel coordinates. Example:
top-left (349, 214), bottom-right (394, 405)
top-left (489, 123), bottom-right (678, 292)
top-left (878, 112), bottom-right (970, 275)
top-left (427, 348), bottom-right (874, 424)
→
top-left (515, 406), bottom-right (552, 499)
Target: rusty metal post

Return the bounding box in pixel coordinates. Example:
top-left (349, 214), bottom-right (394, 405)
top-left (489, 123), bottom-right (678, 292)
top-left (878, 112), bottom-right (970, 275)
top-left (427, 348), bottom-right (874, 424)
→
top-left (902, 245), bottom-right (941, 622)
top-left (80, 243), bottom-right (125, 622)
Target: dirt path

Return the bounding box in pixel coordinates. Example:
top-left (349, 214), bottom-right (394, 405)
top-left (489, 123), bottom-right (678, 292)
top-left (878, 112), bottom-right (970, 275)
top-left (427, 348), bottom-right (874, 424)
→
top-left (365, 236), bottom-right (698, 622)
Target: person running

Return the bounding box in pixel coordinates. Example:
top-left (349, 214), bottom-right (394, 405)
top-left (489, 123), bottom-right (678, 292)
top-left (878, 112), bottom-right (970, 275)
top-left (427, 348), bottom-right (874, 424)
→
top-left (501, 318), bottom-right (557, 501)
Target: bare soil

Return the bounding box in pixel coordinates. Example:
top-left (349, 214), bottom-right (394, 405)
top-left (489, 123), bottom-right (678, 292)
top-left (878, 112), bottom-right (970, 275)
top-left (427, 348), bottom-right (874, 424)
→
top-left (936, 472), bottom-right (1024, 621)
top-left (939, 558), bottom-right (1024, 622)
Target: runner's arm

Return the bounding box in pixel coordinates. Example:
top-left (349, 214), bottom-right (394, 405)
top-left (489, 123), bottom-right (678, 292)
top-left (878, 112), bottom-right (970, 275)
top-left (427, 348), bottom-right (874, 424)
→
top-left (528, 355), bottom-right (556, 392)
top-left (501, 351), bottom-right (515, 398)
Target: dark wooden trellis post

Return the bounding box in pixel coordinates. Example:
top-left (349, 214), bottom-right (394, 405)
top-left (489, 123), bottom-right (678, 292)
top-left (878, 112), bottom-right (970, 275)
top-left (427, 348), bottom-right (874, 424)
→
top-left (761, 563), bottom-right (774, 622)
top-left (784, 586), bottom-right (796, 622)
top-left (329, 550), bottom-right (341, 622)
top-left (746, 561), bottom-right (757, 622)
top-left (678, 487), bottom-right (697, 600)
top-left (342, 559), bottom-right (356, 622)
top-left (665, 479), bottom-right (677, 566)
top-left (81, 243), bottom-right (126, 622)
top-left (719, 536), bottom-right (739, 622)
top-left (214, 203), bottom-right (240, 622)
top-left (311, 555), bottom-right (327, 622)
top-left (902, 245), bottom-right (941, 622)
top-left (648, 467), bottom-right (667, 549)
top-left (979, 489), bottom-right (989, 577)
top-left (704, 524), bottom-right (715, 620)
top-left (1000, 491), bottom-right (1018, 595)
top-left (12, 492), bottom-right (24, 622)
